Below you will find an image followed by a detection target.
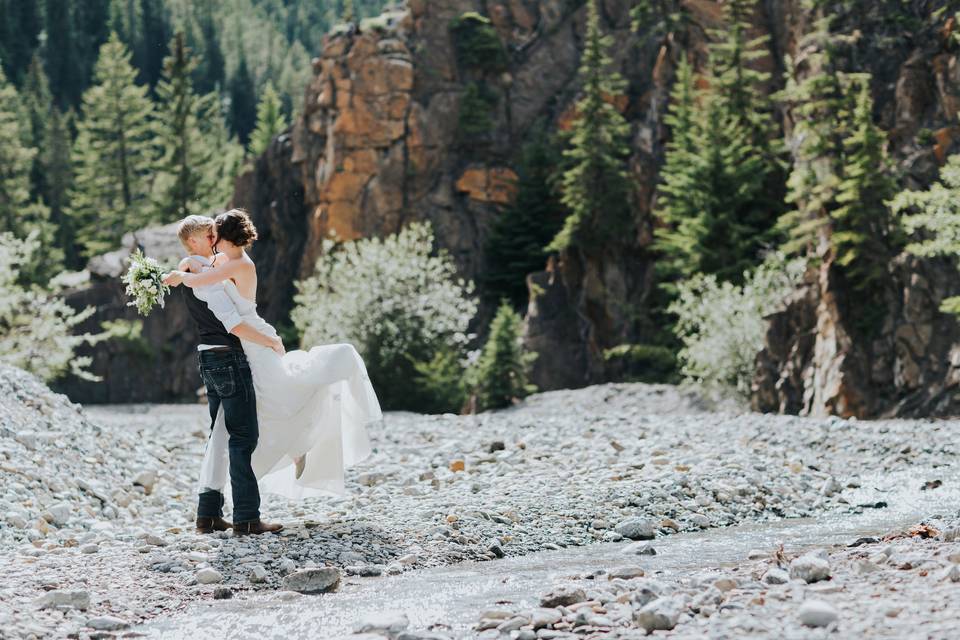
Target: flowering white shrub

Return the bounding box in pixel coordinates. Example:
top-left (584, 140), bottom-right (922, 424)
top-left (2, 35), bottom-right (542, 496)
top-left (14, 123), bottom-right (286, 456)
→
top-left (292, 222), bottom-right (478, 410)
top-left (668, 254), bottom-right (805, 398)
top-left (0, 233), bottom-right (103, 381)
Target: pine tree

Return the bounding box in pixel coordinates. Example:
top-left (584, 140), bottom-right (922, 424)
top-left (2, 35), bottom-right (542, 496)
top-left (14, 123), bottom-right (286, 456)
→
top-left (152, 31), bottom-right (229, 220)
top-left (894, 154), bottom-right (960, 314)
top-left (342, 0), bottom-right (356, 23)
top-left (651, 55), bottom-right (705, 290)
top-left (248, 81), bottom-right (286, 156)
top-left (482, 128), bottom-right (565, 309)
top-left (0, 0), bottom-right (42, 84)
top-left (43, 0), bottom-right (86, 108)
top-left (203, 99), bottom-right (245, 210)
top-left (0, 66), bottom-right (60, 281)
top-left (547, 0), bottom-right (632, 253)
top-left (20, 55), bottom-right (53, 198)
top-left (228, 52), bottom-right (257, 145)
top-left (653, 0), bottom-right (782, 286)
top-left (68, 33), bottom-right (156, 258)
top-left (43, 107), bottom-right (77, 268)
top-left (470, 301), bottom-right (536, 411)
top-left (193, 3), bottom-right (225, 95)
top-left (832, 79), bottom-right (897, 290)
top-left (776, 19), bottom-right (897, 333)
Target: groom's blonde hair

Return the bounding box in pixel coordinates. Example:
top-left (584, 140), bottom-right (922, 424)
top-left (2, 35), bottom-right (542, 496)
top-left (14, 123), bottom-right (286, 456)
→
top-left (177, 215), bottom-right (215, 250)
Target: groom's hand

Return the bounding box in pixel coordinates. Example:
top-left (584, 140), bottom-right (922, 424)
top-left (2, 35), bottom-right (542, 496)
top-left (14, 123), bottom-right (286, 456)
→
top-left (162, 271), bottom-right (183, 286)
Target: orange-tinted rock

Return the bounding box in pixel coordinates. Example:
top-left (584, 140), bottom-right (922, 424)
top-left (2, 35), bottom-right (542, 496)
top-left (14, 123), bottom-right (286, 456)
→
top-left (455, 167), bottom-right (518, 205)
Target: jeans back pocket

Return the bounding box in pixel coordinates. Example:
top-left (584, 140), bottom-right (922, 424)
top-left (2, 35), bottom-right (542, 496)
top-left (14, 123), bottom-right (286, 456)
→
top-left (202, 366), bottom-right (237, 398)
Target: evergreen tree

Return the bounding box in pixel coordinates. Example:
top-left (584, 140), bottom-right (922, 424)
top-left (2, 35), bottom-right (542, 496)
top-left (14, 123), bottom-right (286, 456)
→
top-left (109, 0), bottom-right (169, 87)
top-left (651, 55), bottom-right (704, 290)
top-left (0, 66), bottom-right (60, 281)
top-left (894, 154), bottom-right (960, 314)
top-left (203, 99), bottom-right (245, 210)
top-left (68, 33), bottom-right (156, 258)
top-left (152, 31), bottom-right (228, 220)
top-left (0, 0), bottom-right (42, 83)
top-left (20, 55), bottom-right (53, 198)
top-left (776, 19), bottom-right (896, 332)
top-left (193, 3), bottom-right (225, 95)
top-left (342, 0), bottom-right (356, 23)
top-left (470, 300), bottom-right (536, 411)
top-left (482, 129), bottom-right (564, 309)
top-left (43, 107), bottom-right (77, 268)
top-left (228, 52), bottom-right (257, 144)
top-left (832, 79), bottom-right (897, 290)
top-left (547, 0), bottom-right (632, 253)
top-left (653, 0), bottom-right (782, 285)
top-left (43, 0), bottom-right (86, 107)
top-left (248, 81), bottom-right (286, 156)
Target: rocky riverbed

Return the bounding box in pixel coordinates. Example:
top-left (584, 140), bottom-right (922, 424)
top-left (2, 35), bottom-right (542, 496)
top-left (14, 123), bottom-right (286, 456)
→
top-left (465, 520), bottom-right (960, 640)
top-left (1, 363), bottom-right (959, 638)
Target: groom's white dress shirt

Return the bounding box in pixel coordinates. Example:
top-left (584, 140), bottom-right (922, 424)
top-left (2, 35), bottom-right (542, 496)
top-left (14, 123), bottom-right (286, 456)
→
top-left (187, 254), bottom-right (243, 350)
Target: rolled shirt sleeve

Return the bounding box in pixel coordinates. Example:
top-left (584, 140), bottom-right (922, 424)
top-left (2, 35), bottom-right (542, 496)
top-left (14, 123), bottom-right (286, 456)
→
top-left (195, 287), bottom-right (243, 333)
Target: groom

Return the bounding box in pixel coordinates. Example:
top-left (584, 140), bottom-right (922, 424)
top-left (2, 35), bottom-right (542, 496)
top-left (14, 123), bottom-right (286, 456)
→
top-left (168, 215), bottom-right (283, 536)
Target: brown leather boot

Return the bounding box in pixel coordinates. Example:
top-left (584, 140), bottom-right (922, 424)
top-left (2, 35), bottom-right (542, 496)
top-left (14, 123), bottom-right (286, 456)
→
top-left (233, 520), bottom-right (284, 536)
top-left (196, 516), bottom-right (233, 534)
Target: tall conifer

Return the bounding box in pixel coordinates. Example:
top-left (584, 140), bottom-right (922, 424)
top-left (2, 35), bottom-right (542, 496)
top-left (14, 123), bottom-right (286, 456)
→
top-left (228, 52), bottom-right (257, 144)
top-left (547, 0), bottom-right (632, 253)
top-left (248, 81), bottom-right (286, 157)
top-left (653, 0), bottom-right (782, 285)
top-left (0, 66), bottom-right (60, 281)
top-left (68, 33), bottom-right (156, 257)
top-left (483, 129), bottom-right (564, 309)
top-left (152, 31), bottom-right (226, 220)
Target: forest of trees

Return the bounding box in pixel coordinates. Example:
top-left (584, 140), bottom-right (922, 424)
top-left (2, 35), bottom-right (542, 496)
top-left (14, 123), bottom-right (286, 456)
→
top-left (0, 0), bottom-right (387, 275)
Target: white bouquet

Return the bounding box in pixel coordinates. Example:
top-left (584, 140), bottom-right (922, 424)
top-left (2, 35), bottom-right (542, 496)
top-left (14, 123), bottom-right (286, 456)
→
top-left (122, 250), bottom-right (170, 315)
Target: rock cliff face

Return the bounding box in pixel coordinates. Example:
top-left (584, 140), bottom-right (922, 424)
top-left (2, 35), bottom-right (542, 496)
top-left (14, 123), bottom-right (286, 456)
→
top-left (752, 7), bottom-right (960, 418)
top-left (60, 0), bottom-right (960, 416)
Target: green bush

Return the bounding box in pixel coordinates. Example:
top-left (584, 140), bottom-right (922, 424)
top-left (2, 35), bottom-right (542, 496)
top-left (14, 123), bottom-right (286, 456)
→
top-left (411, 345), bottom-right (468, 414)
top-left (603, 343), bottom-right (678, 383)
top-left (449, 12), bottom-right (508, 73)
top-left (457, 82), bottom-right (498, 143)
top-left (470, 301), bottom-right (536, 411)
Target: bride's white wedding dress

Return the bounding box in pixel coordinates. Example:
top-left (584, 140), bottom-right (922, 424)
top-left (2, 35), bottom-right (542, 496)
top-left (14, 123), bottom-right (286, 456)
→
top-left (197, 275), bottom-right (382, 499)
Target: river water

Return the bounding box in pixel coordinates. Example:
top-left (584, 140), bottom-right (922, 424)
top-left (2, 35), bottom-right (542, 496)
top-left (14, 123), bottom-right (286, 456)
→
top-left (139, 468), bottom-right (958, 639)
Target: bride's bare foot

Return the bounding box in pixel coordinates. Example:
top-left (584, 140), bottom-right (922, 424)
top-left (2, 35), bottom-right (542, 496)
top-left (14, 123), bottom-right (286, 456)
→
top-left (294, 454), bottom-right (306, 479)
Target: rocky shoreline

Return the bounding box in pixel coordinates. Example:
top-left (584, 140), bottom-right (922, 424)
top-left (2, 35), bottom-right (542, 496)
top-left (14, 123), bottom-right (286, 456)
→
top-left (466, 521), bottom-right (960, 639)
top-left (2, 365), bottom-right (960, 638)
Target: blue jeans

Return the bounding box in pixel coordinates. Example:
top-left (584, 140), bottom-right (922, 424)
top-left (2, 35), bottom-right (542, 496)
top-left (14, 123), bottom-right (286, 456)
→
top-left (196, 348), bottom-right (261, 523)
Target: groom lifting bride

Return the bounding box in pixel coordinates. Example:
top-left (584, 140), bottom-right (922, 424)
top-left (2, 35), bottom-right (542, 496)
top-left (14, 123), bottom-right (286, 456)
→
top-left (163, 210), bottom-right (383, 535)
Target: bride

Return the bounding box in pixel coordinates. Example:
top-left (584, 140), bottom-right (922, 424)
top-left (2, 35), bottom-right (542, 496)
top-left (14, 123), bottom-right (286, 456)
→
top-left (165, 209), bottom-right (382, 500)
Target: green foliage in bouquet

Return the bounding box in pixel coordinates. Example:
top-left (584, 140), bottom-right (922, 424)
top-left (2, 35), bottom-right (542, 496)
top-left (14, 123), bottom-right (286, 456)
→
top-left (122, 250), bottom-right (171, 315)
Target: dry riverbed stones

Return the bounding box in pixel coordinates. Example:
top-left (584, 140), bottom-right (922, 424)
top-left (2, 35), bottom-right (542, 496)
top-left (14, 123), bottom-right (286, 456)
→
top-left (3, 366), bottom-right (960, 638)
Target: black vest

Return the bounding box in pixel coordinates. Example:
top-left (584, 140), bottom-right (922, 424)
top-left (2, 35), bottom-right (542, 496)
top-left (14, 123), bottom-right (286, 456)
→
top-left (181, 286), bottom-right (242, 349)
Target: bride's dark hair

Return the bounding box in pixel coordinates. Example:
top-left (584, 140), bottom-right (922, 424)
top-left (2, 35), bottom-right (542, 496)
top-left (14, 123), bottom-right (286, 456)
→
top-left (216, 209), bottom-right (258, 247)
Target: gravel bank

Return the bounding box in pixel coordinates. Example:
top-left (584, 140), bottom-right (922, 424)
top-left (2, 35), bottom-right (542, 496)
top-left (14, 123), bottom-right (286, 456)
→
top-left (1, 365), bottom-right (958, 638)
top-left (465, 519), bottom-right (960, 639)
